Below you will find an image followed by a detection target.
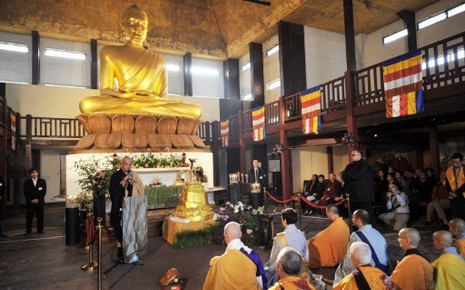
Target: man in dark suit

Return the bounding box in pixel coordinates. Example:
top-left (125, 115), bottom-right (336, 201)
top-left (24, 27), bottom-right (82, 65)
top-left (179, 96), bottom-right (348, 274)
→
top-left (23, 168), bottom-right (47, 234)
top-left (248, 159), bottom-right (266, 208)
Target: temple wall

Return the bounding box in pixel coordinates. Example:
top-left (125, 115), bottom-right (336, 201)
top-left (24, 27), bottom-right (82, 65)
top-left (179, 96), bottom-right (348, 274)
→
top-left (6, 84), bottom-right (220, 123)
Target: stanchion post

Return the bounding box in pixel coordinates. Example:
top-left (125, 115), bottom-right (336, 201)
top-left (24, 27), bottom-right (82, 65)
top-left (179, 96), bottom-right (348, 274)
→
top-left (346, 195), bottom-right (353, 231)
top-left (296, 190), bottom-right (302, 229)
top-left (81, 211), bottom-right (98, 272)
top-left (96, 217), bottom-right (103, 290)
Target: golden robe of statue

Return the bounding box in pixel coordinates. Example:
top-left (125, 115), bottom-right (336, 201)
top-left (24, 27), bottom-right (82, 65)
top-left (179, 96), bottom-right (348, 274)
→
top-left (79, 5), bottom-right (202, 119)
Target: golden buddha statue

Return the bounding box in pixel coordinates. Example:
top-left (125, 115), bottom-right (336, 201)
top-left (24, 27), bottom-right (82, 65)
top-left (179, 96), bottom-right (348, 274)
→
top-left (79, 5), bottom-right (202, 119)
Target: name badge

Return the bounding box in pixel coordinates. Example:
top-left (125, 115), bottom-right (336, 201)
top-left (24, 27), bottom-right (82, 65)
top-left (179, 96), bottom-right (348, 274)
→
top-left (38, 187), bottom-right (43, 190)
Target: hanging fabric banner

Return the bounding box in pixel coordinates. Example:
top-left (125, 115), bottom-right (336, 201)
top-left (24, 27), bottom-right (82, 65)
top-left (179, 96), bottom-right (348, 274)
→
top-left (300, 85), bottom-right (321, 134)
top-left (220, 119), bottom-right (229, 147)
top-left (10, 112), bottom-right (16, 151)
top-left (383, 49), bottom-right (424, 118)
top-left (252, 106), bottom-right (266, 141)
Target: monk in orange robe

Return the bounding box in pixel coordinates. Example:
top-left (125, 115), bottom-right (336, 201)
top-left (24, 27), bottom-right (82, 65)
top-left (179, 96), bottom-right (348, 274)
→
top-left (449, 218), bottom-right (465, 258)
top-left (333, 242), bottom-right (393, 290)
top-left (390, 228), bottom-right (434, 290)
top-left (307, 204), bottom-right (350, 268)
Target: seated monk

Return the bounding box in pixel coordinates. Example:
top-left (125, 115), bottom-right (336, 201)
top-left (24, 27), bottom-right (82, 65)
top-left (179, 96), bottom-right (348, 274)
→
top-left (307, 204), bottom-right (350, 269)
top-left (79, 5), bottom-right (202, 119)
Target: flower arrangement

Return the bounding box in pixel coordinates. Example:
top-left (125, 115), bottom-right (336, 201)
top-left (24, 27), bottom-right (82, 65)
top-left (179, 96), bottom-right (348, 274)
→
top-left (342, 132), bottom-right (355, 146)
top-left (73, 154), bottom-right (120, 209)
top-left (75, 192), bottom-right (94, 210)
top-left (215, 201), bottom-right (264, 246)
top-left (132, 151), bottom-right (189, 169)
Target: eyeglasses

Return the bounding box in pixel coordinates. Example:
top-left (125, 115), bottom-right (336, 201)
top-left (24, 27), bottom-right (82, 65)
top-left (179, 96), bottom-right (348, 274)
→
top-left (398, 236), bottom-right (407, 239)
top-left (351, 154), bottom-right (359, 156)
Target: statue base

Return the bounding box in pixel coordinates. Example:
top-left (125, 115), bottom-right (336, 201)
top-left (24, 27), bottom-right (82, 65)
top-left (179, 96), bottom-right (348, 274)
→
top-left (74, 114), bottom-right (210, 151)
top-left (162, 217), bottom-right (217, 245)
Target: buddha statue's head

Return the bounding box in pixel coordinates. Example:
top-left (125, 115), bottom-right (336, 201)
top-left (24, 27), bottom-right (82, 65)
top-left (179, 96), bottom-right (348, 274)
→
top-left (121, 5), bottom-right (149, 45)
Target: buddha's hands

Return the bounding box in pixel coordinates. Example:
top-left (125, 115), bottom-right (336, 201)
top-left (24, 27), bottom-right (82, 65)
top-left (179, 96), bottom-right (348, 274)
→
top-left (100, 88), bottom-right (161, 100)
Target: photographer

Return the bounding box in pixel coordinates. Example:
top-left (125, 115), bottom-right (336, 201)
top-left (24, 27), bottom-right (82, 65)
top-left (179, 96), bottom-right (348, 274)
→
top-left (378, 183), bottom-right (409, 231)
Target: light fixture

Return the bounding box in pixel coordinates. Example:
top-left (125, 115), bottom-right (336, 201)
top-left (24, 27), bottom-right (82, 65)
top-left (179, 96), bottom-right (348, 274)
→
top-left (0, 42), bottom-right (29, 53)
top-left (383, 29), bottom-right (408, 44)
top-left (44, 48), bottom-right (86, 60)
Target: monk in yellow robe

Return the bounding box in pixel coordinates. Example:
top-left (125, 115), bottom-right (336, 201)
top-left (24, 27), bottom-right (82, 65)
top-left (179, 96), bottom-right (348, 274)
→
top-left (449, 218), bottom-right (465, 258)
top-left (268, 247), bottom-right (316, 290)
top-left (431, 230), bottom-right (465, 289)
top-left (79, 5), bottom-right (202, 119)
top-left (333, 242), bottom-right (393, 290)
top-left (390, 228), bottom-right (434, 290)
top-left (307, 204), bottom-right (350, 268)
top-left (203, 222), bottom-right (266, 290)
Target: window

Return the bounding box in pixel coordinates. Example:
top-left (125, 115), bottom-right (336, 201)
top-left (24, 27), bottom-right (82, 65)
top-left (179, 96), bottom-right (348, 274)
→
top-left (266, 45), bottom-right (279, 57)
top-left (383, 29), bottom-right (408, 44)
top-left (267, 78), bottom-right (281, 91)
top-left (191, 58), bottom-right (224, 98)
top-left (0, 32), bottom-right (32, 84)
top-left (163, 53), bottom-right (184, 95)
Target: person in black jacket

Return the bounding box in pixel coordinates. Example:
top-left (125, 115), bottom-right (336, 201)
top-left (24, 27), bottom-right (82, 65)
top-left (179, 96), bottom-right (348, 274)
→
top-left (23, 168), bottom-right (47, 234)
top-left (342, 150), bottom-right (375, 223)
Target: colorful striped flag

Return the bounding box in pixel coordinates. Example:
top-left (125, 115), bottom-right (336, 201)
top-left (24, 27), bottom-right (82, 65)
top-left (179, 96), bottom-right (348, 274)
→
top-left (300, 86), bottom-right (321, 134)
top-left (252, 106), bottom-right (266, 141)
top-left (220, 119), bottom-right (229, 147)
top-left (383, 49), bottom-right (424, 118)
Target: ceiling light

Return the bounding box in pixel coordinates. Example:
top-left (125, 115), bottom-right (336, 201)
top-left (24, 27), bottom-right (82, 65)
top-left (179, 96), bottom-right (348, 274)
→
top-left (0, 42), bottom-right (29, 53)
top-left (44, 48), bottom-right (86, 60)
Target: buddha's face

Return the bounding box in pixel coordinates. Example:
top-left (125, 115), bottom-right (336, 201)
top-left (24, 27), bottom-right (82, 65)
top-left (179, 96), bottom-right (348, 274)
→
top-left (122, 9), bottom-right (148, 44)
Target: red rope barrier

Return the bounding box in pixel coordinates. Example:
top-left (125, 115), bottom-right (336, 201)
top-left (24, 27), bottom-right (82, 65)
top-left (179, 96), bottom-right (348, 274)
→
top-left (85, 216), bottom-right (97, 245)
top-left (300, 196), bottom-right (346, 209)
top-left (265, 190), bottom-right (297, 204)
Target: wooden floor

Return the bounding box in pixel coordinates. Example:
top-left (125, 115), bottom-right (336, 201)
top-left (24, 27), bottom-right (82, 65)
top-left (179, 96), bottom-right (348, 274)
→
top-left (0, 202), bottom-right (442, 290)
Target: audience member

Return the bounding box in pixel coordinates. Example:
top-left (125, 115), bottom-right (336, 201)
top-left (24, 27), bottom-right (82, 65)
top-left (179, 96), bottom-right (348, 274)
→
top-left (410, 169), bottom-right (435, 221)
top-left (203, 222), bottom-right (267, 290)
top-left (302, 174), bottom-right (319, 215)
top-left (23, 167), bottom-right (47, 234)
top-left (378, 183), bottom-right (409, 231)
top-left (265, 208), bottom-right (309, 288)
top-left (313, 175), bottom-right (326, 203)
top-left (449, 218), bottom-right (465, 258)
top-left (333, 209), bottom-right (388, 285)
top-left (268, 247), bottom-right (316, 290)
top-left (341, 150), bottom-right (375, 220)
top-left (425, 171), bottom-right (451, 226)
top-left (319, 173), bottom-right (341, 213)
top-left (332, 242), bottom-right (393, 290)
top-left (374, 169), bottom-right (389, 210)
top-left (431, 230), bottom-right (465, 289)
top-left (390, 228), bottom-right (434, 290)
top-left (307, 204), bottom-right (350, 269)
top-left (391, 150), bottom-right (413, 173)
top-left (446, 153), bottom-right (465, 220)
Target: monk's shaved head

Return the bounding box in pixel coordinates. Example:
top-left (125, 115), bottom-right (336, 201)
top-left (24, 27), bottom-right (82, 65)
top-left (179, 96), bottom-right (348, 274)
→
top-left (449, 218), bottom-right (465, 233)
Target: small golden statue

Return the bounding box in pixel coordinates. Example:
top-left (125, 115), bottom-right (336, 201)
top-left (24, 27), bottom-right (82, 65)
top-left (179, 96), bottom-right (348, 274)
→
top-left (79, 5), bottom-right (202, 119)
top-left (174, 159), bottom-right (213, 221)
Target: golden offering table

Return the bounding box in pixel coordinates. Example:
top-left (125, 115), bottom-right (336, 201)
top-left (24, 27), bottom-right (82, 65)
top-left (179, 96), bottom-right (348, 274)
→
top-left (162, 216), bottom-right (217, 245)
top-left (145, 185), bottom-right (184, 209)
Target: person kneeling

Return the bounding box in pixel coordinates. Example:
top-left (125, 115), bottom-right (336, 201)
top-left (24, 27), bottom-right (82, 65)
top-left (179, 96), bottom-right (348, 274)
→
top-left (268, 247), bottom-right (317, 290)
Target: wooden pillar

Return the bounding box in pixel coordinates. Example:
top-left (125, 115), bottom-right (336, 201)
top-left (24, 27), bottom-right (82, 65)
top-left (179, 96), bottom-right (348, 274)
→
top-left (279, 97), bottom-right (292, 199)
top-left (0, 83), bottom-right (6, 220)
top-left (278, 21), bottom-right (307, 96)
top-left (428, 125), bottom-right (440, 175)
top-left (398, 10), bottom-right (417, 52)
top-left (343, 0), bottom-right (356, 72)
top-left (344, 70), bottom-right (358, 157)
top-left (90, 39), bottom-right (98, 89)
top-left (31, 31), bottom-right (40, 85)
top-left (327, 146), bottom-right (334, 174)
top-left (249, 43), bottom-right (265, 108)
top-left (183, 53), bottom-right (193, 96)
top-left (223, 58), bottom-right (240, 100)
top-left (238, 113), bottom-right (246, 174)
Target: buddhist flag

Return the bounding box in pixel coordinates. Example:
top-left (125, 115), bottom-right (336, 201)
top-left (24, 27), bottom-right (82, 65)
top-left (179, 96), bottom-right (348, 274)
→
top-left (300, 86), bottom-right (321, 134)
top-left (252, 106), bottom-right (266, 141)
top-left (220, 119), bottom-right (229, 147)
top-left (383, 49), bottom-right (424, 118)
top-left (11, 112), bottom-right (16, 151)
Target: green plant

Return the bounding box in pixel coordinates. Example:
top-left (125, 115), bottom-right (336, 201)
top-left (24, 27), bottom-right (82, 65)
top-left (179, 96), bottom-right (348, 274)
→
top-left (172, 224), bottom-right (218, 248)
top-left (73, 154), bottom-right (120, 207)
